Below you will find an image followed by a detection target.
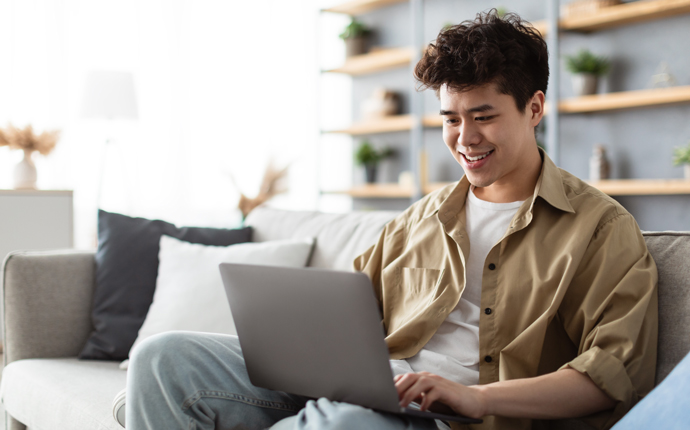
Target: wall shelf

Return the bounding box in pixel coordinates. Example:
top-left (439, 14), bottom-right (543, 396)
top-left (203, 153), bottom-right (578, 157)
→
top-left (588, 179), bottom-right (690, 196)
top-left (327, 114), bottom-right (413, 134)
top-left (324, 47), bottom-right (413, 75)
top-left (426, 179), bottom-right (690, 197)
top-left (329, 85), bottom-right (690, 133)
top-left (322, 0), bottom-right (407, 15)
top-left (559, 86), bottom-right (690, 113)
top-left (324, 182), bottom-right (455, 198)
top-left (560, 0), bottom-right (690, 32)
top-left (533, 0), bottom-right (690, 37)
top-left (326, 114), bottom-right (442, 135)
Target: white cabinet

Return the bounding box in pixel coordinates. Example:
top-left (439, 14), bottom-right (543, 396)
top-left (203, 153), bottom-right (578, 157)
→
top-left (0, 190), bottom-right (74, 264)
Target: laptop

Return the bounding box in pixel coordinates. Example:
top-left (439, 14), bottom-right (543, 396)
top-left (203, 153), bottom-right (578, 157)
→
top-left (218, 262), bottom-right (482, 425)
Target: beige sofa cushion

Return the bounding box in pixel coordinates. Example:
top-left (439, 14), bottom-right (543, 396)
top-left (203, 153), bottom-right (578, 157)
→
top-left (245, 207), bottom-right (399, 271)
top-left (1, 358), bottom-right (125, 430)
top-left (642, 231), bottom-right (690, 384)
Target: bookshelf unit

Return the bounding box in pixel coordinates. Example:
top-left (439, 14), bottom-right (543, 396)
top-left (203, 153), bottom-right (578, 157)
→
top-left (319, 0), bottom-right (690, 205)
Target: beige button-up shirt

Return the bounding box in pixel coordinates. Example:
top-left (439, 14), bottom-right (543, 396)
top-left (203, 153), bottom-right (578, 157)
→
top-left (353, 150), bottom-right (658, 430)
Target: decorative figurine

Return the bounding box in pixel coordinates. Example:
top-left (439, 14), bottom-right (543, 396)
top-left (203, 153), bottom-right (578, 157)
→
top-left (650, 61), bottom-right (677, 88)
top-left (589, 144), bottom-right (610, 182)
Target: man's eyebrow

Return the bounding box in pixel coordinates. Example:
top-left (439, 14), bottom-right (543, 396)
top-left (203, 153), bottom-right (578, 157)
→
top-left (467, 104), bottom-right (495, 113)
top-left (439, 104), bottom-right (496, 116)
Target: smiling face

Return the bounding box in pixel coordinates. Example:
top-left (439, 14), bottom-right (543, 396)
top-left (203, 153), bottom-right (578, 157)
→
top-left (440, 82), bottom-right (545, 203)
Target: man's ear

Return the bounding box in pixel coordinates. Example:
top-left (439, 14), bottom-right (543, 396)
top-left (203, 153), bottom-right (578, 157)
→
top-left (529, 91), bottom-right (545, 126)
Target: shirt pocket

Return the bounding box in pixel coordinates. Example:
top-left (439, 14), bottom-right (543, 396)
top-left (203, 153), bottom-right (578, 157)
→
top-left (398, 267), bottom-right (445, 295)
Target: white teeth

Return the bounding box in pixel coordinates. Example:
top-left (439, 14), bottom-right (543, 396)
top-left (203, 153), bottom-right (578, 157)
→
top-left (465, 151), bottom-right (491, 162)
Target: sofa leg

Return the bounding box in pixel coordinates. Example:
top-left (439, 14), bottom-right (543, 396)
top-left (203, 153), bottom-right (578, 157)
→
top-left (5, 412), bottom-right (26, 430)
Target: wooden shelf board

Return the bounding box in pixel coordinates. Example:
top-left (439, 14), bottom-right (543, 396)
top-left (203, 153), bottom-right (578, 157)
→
top-left (322, 0), bottom-right (407, 15)
top-left (559, 86), bottom-right (690, 113)
top-left (402, 180), bottom-right (690, 197)
top-left (327, 114), bottom-right (412, 134)
top-left (324, 179), bottom-right (690, 198)
top-left (323, 182), bottom-right (456, 198)
top-left (422, 114), bottom-right (443, 128)
top-left (344, 86), bottom-right (690, 133)
top-left (324, 183), bottom-right (415, 198)
top-left (529, 20), bottom-right (549, 37)
top-left (589, 179), bottom-right (690, 195)
top-left (324, 46), bottom-right (413, 76)
top-left (560, 0), bottom-right (690, 32)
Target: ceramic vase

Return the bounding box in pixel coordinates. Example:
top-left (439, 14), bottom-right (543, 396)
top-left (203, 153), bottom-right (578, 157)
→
top-left (572, 73), bottom-right (598, 96)
top-left (684, 164), bottom-right (690, 180)
top-left (13, 148), bottom-right (38, 189)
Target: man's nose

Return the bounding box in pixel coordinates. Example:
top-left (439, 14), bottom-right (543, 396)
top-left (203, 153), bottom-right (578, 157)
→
top-left (457, 121), bottom-right (481, 148)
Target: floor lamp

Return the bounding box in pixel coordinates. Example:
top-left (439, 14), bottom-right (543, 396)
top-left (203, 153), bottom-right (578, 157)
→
top-left (81, 71), bottom-right (139, 246)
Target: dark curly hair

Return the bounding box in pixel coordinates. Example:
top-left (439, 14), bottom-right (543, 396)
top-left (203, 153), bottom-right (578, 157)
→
top-left (414, 9), bottom-right (549, 112)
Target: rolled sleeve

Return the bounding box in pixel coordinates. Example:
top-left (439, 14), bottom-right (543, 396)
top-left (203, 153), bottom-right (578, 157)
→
top-left (561, 213), bottom-right (658, 428)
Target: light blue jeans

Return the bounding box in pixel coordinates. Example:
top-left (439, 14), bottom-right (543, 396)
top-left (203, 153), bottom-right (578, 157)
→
top-left (126, 332), bottom-right (441, 430)
top-left (610, 349), bottom-right (690, 429)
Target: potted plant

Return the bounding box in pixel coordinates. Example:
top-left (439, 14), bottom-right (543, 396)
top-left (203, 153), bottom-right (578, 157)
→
top-left (354, 141), bottom-right (394, 184)
top-left (672, 142), bottom-right (690, 180)
top-left (339, 18), bottom-right (372, 57)
top-left (564, 49), bottom-right (610, 96)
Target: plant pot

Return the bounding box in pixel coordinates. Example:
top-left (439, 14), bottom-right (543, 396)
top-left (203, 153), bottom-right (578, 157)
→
top-left (13, 148), bottom-right (38, 189)
top-left (685, 164), bottom-right (690, 180)
top-left (345, 37), bottom-right (367, 58)
top-left (571, 73), bottom-right (598, 96)
top-left (364, 164), bottom-right (377, 184)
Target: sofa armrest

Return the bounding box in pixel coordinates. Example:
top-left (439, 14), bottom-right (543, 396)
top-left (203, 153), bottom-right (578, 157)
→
top-left (2, 249), bottom-right (96, 366)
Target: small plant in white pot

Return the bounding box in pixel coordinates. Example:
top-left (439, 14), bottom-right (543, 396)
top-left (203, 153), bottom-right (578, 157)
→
top-left (672, 142), bottom-right (690, 180)
top-left (339, 18), bottom-right (372, 58)
top-left (564, 49), bottom-right (610, 96)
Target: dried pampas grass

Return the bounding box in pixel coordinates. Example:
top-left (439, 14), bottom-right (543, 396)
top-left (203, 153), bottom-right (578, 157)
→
top-left (227, 160), bottom-right (290, 219)
top-left (0, 124), bottom-right (60, 156)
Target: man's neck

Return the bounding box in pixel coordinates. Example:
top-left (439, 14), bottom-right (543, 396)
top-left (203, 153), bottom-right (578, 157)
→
top-left (472, 149), bottom-right (543, 203)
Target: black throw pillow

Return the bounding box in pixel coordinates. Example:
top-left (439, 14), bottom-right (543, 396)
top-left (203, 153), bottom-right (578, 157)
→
top-left (79, 209), bottom-right (252, 360)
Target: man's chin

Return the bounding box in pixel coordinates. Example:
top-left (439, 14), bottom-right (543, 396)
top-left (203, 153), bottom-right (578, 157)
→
top-left (465, 176), bottom-right (493, 189)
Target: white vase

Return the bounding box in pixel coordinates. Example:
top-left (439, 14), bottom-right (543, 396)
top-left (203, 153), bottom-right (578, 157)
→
top-left (685, 164), bottom-right (690, 180)
top-left (13, 148), bottom-right (38, 189)
top-left (571, 73), bottom-right (598, 96)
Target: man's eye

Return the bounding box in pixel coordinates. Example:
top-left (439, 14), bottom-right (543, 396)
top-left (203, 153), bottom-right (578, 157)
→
top-left (444, 118), bottom-right (458, 124)
top-left (476, 116), bottom-right (494, 121)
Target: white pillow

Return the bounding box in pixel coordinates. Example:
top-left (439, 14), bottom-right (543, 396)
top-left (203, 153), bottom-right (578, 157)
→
top-left (127, 235), bottom-right (315, 359)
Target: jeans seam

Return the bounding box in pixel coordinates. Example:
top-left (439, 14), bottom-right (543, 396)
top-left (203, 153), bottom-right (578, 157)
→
top-left (182, 390), bottom-right (302, 413)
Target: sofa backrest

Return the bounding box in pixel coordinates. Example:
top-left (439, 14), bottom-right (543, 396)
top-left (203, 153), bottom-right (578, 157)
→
top-left (642, 231), bottom-right (690, 384)
top-left (245, 208), bottom-right (690, 387)
top-left (244, 207), bottom-right (398, 271)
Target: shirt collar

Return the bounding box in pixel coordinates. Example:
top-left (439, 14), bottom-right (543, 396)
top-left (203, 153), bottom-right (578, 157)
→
top-left (435, 147), bottom-right (575, 225)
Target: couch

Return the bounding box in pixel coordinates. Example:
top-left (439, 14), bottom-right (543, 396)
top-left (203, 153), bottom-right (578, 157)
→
top-left (1, 207), bottom-right (689, 430)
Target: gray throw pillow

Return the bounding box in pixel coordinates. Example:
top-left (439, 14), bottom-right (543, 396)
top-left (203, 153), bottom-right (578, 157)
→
top-left (78, 209), bottom-right (252, 360)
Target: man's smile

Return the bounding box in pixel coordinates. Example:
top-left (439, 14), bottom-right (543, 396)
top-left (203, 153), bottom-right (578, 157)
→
top-left (461, 150), bottom-right (494, 162)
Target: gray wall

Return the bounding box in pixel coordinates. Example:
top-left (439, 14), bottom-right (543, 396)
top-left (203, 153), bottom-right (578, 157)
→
top-left (350, 0), bottom-right (690, 231)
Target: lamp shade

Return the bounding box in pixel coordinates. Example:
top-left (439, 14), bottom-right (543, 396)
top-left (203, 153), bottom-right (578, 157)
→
top-left (81, 71), bottom-right (139, 120)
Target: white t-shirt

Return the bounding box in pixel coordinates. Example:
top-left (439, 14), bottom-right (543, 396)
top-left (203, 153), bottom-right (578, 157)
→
top-left (391, 187), bottom-right (524, 386)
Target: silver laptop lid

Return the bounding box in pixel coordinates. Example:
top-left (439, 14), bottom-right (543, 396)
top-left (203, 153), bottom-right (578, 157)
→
top-left (219, 263), bottom-right (401, 413)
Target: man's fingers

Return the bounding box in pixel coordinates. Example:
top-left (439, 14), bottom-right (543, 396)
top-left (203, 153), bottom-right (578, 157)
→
top-left (419, 387), bottom-right (441, 411)
top-left (400, 375), bottom-right (436, 407)
top-left (395, 373), bottom-right (420, 398)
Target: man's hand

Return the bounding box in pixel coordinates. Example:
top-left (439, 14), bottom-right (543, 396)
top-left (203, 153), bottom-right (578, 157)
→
top-left (394, 372), bottom-right (485, 419)
top-left (395, 368), bottom-right (616, 420)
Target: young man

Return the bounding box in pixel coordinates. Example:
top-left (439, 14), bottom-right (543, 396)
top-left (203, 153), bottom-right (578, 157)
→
top-left (126, 10), bottom-right (657, 430)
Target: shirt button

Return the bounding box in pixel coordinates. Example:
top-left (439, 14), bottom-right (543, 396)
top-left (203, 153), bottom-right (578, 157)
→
top-left (488, 263), bottom-right (496, 270)
top-left (484, 308), bottom-right (492, 315)
top-left (484, 356), bottom-right (493, 363)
